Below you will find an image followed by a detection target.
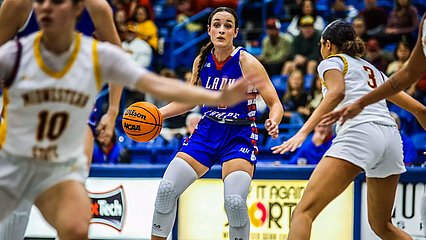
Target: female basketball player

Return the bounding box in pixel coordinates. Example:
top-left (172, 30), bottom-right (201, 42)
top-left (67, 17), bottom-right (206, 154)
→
top-left (271, 20), bottom-right (425, 239)
top-left (151, 7), bottom-right (283, 240)
top-left (0, 1), bottom-right (252, 239)
top-left (0, 0), bottom-right (123, 239)
top-left (323, 13), bottom-right (426, 236)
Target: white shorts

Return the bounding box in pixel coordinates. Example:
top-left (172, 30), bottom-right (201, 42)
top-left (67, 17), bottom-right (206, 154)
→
top-left (0, 150), bottom-right (88, 221)
top-left (324, 122), bottom-right (405, 178)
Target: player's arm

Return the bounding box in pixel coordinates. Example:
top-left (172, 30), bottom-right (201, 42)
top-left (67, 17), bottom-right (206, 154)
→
top-left (272, 68), bottom-right (345, 154)
top-left (84, 0), bottom-right (123, 143)
top-left (159, 56), bottom-right (202, 119)
top-left (356, 13), bottom-right (426, 109)
top-left (101, 45), bottom-right (250, 111)
top-left (0, 0), bottom-right (32, 45)
top-left (387, 91), bottom-right (426, 130)
top-left (240, 51), bottom-right (283, 138)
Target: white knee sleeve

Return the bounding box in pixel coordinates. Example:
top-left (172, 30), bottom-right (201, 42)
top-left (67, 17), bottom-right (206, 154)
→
top-left (224, 170), bottom-right (251, 240)
top-left (152, 157), bottom-right (197, 237)
top-left (0, 199), bottom-right (32, 240)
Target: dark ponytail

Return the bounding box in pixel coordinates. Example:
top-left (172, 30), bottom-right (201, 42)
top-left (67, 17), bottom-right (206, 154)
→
top-left (322, 20), bottom-right (366, 57)
top-left (195, 42), bottom-right (213, 86)
top-left (194, 7), bottom-right (238, 86)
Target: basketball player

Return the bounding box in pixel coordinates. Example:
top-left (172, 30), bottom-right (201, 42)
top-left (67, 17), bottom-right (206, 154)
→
top-left (271, 20), bottom-right (425, 239)
top-left (0, 0), bottom-right (123, 239)
top-left (151, 7), bottom-right (284, 240)
top-left (0, 1), bottom-right (252, 239)
top-left (323, 13), bottom-right (426, 236)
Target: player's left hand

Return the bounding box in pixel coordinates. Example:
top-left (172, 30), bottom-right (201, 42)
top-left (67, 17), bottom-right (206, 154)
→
top-left (96, 111), bottom-right (117, 146)
top-left (265, 119), bottom-right (279, 139)
top-left (271, 132), bottom-right (307, 154)
top-left (323, 101), bottom-right (364, 126)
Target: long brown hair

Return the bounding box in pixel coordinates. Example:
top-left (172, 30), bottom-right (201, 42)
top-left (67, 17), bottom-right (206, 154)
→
top-left (322, 20), bottom-right (366, 58)
top-left (194, 7), bottom-right (238, 85)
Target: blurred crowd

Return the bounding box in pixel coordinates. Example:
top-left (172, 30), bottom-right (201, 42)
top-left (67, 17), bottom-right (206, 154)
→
top-left (93, 0), bottom-right (425, 166)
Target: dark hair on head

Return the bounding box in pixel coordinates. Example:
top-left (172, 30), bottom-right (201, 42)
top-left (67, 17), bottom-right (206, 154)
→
top-left (396, 0), bottom-right (411, 10)
top-left (393, 40), bottom-right (413, 59)
top-left (133, 5), bottom-right (151, 21)
top-left (299, 0), bottom-right (318, 18)
top-left (322, 20), bottom-right (366, 58)
top-left (194, 7), bottom-right (238, 85)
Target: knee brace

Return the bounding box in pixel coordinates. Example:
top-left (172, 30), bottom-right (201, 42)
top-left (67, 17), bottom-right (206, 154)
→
top-left (224, 194), bottom-right (248, 228)
top-left (154, 179), bottom-right (178, 214)
top-left (152, 157), bottom-right (198, 237)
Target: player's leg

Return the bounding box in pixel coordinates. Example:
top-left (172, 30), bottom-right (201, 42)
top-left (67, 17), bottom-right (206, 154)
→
top-left (84, 125), bottom-right (95, 167)
top-left (366, 175), bottom-right (412, 239)
top-left (222, 158), bottom-right (254, 240)
top-left (35, 180), bottom-right (91, 240)
top-left (151, 152), bottom-right (208, 240)
top-left (0, 199), bottom-right (32, 240)
top-left (288, 157), bottom-right (362, 240)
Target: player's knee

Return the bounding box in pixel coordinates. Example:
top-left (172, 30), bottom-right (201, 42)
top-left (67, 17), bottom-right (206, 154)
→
top-left (155, 180), bottom-right (178, 214)
top-left (224, 195), bottom-right (248, 228)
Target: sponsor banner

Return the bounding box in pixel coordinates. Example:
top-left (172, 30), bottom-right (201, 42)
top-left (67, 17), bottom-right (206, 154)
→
top-left (361, 182), bottom-right (426, 240)
top-left (25, 178), bottom-right (171, 240)
top-left (178, 179), bottom-right (354, 240)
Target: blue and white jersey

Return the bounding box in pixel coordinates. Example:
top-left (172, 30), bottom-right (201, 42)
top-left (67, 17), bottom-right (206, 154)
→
top-left (200, 47), bottom-right (257, 121)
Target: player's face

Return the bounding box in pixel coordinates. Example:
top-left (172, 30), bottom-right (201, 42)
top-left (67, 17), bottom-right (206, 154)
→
top-left (33, 0), bottom-right (83, 34)
top-left (208, 11), bottom-right (238, 48)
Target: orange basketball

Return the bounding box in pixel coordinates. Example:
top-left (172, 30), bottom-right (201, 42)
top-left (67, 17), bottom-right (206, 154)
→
top-left (122, 102), bottom-right (163, 142)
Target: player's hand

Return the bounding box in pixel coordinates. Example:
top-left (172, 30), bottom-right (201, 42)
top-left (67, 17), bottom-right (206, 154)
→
top-left (271, 132), bottom-right (307, 154)
top-left (265, 119), bottom-right (279, 139)
top-left (219, 78), bottom-right (255, 106)
top-left (96, 111), bottom-right (117, 146)
top-left (323, 102), bottom-right (364, 126)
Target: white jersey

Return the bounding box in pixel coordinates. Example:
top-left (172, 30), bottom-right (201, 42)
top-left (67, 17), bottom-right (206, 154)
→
top-left (0, 31), bottom-right (147, 162)
top-left (317, 53), bottom-right (396, 134)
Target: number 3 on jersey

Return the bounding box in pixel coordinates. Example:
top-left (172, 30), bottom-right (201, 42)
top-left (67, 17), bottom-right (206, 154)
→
top-left (363, 66), bottom-right (377, 89)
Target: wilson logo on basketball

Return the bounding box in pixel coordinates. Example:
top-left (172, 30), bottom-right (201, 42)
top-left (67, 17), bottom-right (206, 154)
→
top-left (123, 122), bottom-right (141, 131)
top-left (89, 186), bottom-right (126, 231)
top-left (124, 109), bottom-right (147, 120)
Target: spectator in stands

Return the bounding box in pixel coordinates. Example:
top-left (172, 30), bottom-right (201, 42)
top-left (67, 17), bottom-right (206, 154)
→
top-left (298, 75), bottom-right (323, 120)
top-left (114, 9), bottom-right (128, 41)
top-left (282, 15), bottom-right (321, 75)
top-left (111, 0), bottom-right (153, 21)
top-left (288, 124), bottom-right (335, 165)
top-left (122, 24), bottom-right (153, 68)
top-left (352, 16), bottom-right (369, 42)
top-left (326, 0), bottom-right (359, 23)
top-left (132, 5), bottom-right (159, 51)
top-left (364, 38), bottom-right (390, 72)
top-left (282, 70), bottom-right (308, 122)
top-left (390, 112), bottom-right (417, 166)
top-left (287, 0), bottom-right (325, 37)
top-left (258, 18), bottom-right (292, 76)
top-left (358, 0), bottom-right (388, 39)
top-left (176, 0), bottom-right (203, 32)
top-left (386, 40), bottom-right (412, 76)
top-left (382, 0), bottom-right (419, 44)
top-left (92, 132), bottom-right (127, 164)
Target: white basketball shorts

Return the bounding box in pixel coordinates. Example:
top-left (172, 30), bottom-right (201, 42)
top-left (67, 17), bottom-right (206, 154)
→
top-left (0, 150), bottom-right (88, 221)
top-left (324, 122), bottom-right (405, 178)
